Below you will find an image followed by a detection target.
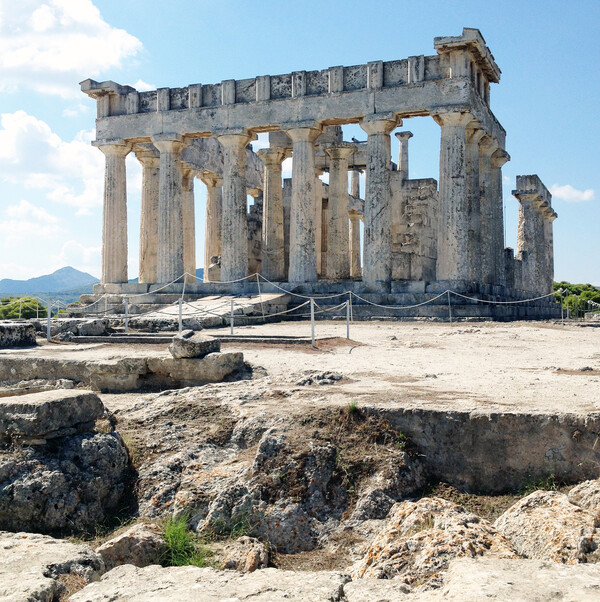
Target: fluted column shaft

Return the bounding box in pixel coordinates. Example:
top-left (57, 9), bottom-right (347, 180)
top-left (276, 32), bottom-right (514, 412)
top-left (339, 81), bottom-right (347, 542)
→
top-left (491, 149), bottom-right (510, 287)
top-left (257, 148), bottom-right (286, 281)
top-left (203, 175), bottom-right (223, 282)
top-left (323, 143), bottom-right (354, 279)
top-left (135, 150), bottom-right (159, 284)
top-left (516, 193), bottom-right (538, 293)
top-left (95, 141), bottom-right (130, 284)
top-left (153, 135), bottom-right (184, 283)
top-left (181, 167), bottom-right (196, 283)
top-left (285, 126), bottom-right (321, 282)
top-left (479, 136), bottom-right (499, 284)
top-left (350, 169), bottom-right (360, 198)
top-left (433, 111), bottom-right (473, 281)
top-left (360, 116), bottom-right (397, 285)
top-left (465, 126), bottom-right (485, 282)
top-left (217, 133), bottom-right (251, 282)
top-left (349, 212), bottom-right (362, 278)
top-left (395, 131), bottom-right (413, 180)
top-left (544, 211), bottom-right (557, 294)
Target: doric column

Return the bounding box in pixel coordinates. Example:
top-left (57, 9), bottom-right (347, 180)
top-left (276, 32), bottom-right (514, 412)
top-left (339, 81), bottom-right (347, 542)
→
top-left (514, 191), bottom-right (539, 293)
top-left (432, 110), bottom-right (473, 281)
top-left (359, 114), bottom-right (398, 285)
top-left (284, 124), bottom-right (322, 282)
top-left (181, 165), bottom-right (196, 283)
top-left (134, 145), bottom-right (159, 284)
top-left (323, 143), bottom-right (355, 279)
top-left (350, 169), bottom-right (361, 198)
top-left (216, 132), bottom-right (251, 282)
top-left (202, 174), bottom-right (223, 282)
top-left (257, 148), bottom-right (286, 281)
top-left (543, 208), bottom-right (558, 294)
top-left (465, 125), bottom-right (485, 283)
top-left (395, 131), bottom-right (413, 180)
top-left (533, 199), bottom-right (547, 294)
top-left (491, 149), bottom-right (510, 287)
top-left (152, 135), bottom-right (185, 283)
top-left (349, 211), bottom-right (362, 278)
top-left (94, 140), bottom-right (130, 284)
top-left (478, 135), bottom-right (499, 284)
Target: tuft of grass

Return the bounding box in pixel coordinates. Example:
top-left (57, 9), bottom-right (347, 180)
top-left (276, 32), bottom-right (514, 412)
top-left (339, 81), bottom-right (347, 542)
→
top-left (161, 515), bottom-right (213, 568)
top-left (346, 400), bottom-right (360, 414)
top-left (521, 474), bottom-right (559, 495)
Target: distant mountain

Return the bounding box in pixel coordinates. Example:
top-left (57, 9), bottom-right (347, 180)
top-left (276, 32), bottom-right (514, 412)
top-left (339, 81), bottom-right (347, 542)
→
top-left (0, 267), bottom-right (99, 295)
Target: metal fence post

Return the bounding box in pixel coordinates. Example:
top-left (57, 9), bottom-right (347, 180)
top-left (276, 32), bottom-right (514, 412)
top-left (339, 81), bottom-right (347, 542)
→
top-left (447, 291), bottom-right (452, 323)
top-left (230, 299), bottom-right (234, 335)
top-left (310, 298), bottom-right (315, 347)
top-left (346, 301), bottom-right (350, 340)
top-left (124, 296), bottom-right (129, 334)
top-left (178, 298), bottom-right (183, 334)
top-left (46, 299), bottom-right (51, 342)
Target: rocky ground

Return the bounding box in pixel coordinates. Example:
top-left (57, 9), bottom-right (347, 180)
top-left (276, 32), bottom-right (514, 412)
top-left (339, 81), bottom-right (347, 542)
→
top-left (0, 319), bottom-right (599, 599)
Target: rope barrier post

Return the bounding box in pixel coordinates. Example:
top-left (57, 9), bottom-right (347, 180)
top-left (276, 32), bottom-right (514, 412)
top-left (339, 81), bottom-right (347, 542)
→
top-left (124, 296), bottom-right (129, 334)
top-left (178, 298), bottom-right (183, 334)
top-left (46, 298), bottom-right (51, 342)
top-left (19, 298), bottom-right (22, 319)
top-left (256, 274), bottom-right (266, 322)
top-left (230, 299), bottom-right (234, 335)
top-left (346, 300), bottom-right (350, 340)
top-left (104, 295), bottom-right (108, 316)
top-left (310, 298), bottom-right (315, 347)
top-left (447, 291), bottom-right (452, 323)
top-left (560, 289), bottom-right (564, 324)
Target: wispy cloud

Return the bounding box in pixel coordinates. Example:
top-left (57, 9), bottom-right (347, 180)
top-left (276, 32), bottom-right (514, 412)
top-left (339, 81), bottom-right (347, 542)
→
top-left (550, 184), bottom-right (595, 203)
top-left (0, 0), bottom-right (143, 98)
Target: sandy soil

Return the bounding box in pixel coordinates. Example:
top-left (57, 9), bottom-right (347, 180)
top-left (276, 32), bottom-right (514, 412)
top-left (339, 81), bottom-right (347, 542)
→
top-left (2, 320), bottom-right (599, 415)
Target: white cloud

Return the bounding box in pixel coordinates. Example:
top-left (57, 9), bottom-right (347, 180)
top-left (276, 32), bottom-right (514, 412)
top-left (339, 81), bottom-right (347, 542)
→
top-left (54, 240), bottom-right (101, 275)
top-left (0, 110), bottom-right (104, 215)
top-left (550, 184), bottom-right (595, 203)
top-left (0, 200), bottom-right (63, 246)
top-left (132, 79), bottom-right (155, 92)
top-left (62, 103), bottom-right (90, 117)
top-left (0, 0), bottom-right (143, 98)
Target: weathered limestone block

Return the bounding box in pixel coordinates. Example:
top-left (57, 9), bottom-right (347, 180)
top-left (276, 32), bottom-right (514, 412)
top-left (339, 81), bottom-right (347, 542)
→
top-left (70, 565), bottom-right (349, 602)
top-left (568, 479), bottom-right (600, 511)
top-left (77, 318), bottom-right (110, 336)
top-left (0, 531), bottom-right (104, 602)
top-left (494, 490), bottom-right (600, 563)
top-left (222, 536), bottom-right (269, 572)
top-left (0, 322), bottom-right (36, 349)
top-left (147, 352), bottom-right (245, 386)
top-left (96, 523), bottom-right (167, 570)
top-left (352, 497), bottom-right (517, 586)
top-left (168, 330), bottom-right (220, 359)
top-left (0, 389), bottom-right (104, 443)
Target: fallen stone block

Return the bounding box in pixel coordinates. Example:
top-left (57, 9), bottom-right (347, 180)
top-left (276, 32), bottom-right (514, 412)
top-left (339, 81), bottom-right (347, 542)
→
top-left (70, 565), bottom-right (349, 601)
top-left (494, 490), bottom-right (600, 563)
top-left (0, 531), bottom-right (104, 602)
top-left (96, 523), bottom-right (167, 571)
top-left (568, 478), bottom-right (600, 511)
top-left (0, 389), bottom-right (104, 443)
top-left (77, 318), bottom-right (109, 336)
top-left (169, 330), bottom-right (220, 359)
top-left (0, 322), bottom-right (36, 349)
top-left (222, 536), bottom-right (269, 572)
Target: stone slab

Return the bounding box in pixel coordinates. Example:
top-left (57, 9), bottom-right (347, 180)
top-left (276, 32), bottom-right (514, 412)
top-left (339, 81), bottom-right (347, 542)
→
top-left (0, 389), bottom-right (104, 441)
top-left (168, 330), bottom-right (220, 358)
top-left (0, 323), bottom-right (36, 349)
top-left (0, 531), bottom-right (104, 602)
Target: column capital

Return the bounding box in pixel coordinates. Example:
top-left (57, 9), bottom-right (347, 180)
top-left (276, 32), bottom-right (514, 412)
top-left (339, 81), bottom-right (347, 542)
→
top-left (512, 190), bottom-right (540, 204)
top-left (322, 142), bottom-right (356, 160)
top-left (257, 147), bottom-right (287, 166)
top-left (133, 143), bottom-right (159, 167)
top-left (283, 123), bottom-right (322, 143)
top-left (152, 134), bottom-right (184, 153)
top-left (359, 113), bottom-right (399, 135)
top-left (394, 131), bottom-right (413, 142)
top-left (465, 125), bottom-right (486, 145)
top-left (479, 135), bottom-right (499, 157)
top-left (93, 139), bottom-right (131, 156)
top-left (491, 148), bottom-right (510, 168)
top-left (201, 171), bottom-right (223, 188)
top-left (432, 109), bottom-right (473, 128)
top-left (216, 132), bottom-right (252, 149)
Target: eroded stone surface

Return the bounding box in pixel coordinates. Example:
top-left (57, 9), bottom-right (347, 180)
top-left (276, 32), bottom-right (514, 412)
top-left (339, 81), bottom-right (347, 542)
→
top-left (0, 323), bottom-right (36, 349)
top-left (0, 531), bottom-right (103, 602)
top-left (568, 479), bottom-right (600, 512)
top-left (168, 330), bottom-right (220, 359)
top-left (0, 389), bottom-right (104, 442)
top-left (70, 565), bottom-right (349, 601)
top-left (0, 432), bottom-right (129, 533)
top-left (222, 536), bottom-right (269, 572)
top-left (96, 523), bottom-right (167, 571)
top-left (352, 497), bottom-right (517, 587)
top-left (494, 490), bottom-right (600, 563)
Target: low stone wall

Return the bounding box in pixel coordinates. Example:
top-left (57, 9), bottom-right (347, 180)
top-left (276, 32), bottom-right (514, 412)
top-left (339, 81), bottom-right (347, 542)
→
top-left (0, 322), bottom-right (36, 349)
top-left (383, 407), bottom-right (600, 493)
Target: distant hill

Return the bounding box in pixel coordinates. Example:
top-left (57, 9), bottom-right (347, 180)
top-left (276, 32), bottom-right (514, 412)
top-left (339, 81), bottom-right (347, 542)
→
top-left (0, 267), bottom-right (99, 295)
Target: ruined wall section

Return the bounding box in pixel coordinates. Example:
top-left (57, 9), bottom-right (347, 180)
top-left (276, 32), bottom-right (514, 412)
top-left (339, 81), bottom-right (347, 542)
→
top-left (391, 176), bottom-right (438, 282)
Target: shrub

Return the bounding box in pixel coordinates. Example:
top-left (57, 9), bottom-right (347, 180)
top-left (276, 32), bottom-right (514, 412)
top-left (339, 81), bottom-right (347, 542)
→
top-left (161, 515), bottom-right (213, 568)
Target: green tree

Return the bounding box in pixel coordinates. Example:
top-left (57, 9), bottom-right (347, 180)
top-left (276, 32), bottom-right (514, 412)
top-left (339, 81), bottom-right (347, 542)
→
top-left (0, 297), bottom-right (47, 320)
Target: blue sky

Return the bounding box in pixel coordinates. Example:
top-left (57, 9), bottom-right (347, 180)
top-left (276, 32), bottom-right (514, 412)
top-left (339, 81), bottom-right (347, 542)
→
top-left (0, 0), bottom-right (598, 284)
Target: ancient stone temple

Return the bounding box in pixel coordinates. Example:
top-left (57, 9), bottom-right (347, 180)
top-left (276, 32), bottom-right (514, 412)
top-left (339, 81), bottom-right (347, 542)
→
top-left (80, 28), bottom-right (558, 317)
